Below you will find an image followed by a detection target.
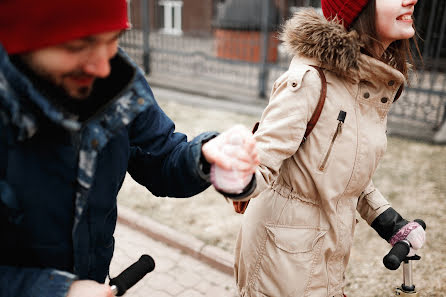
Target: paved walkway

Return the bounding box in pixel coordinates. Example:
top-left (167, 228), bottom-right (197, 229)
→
top-left (109, 208), bottom-right (238, 297)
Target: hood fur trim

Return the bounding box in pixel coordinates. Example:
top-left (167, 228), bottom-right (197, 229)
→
top-left (280, 8), bottom-right (363, 80)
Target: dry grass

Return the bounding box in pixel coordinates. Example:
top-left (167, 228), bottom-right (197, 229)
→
top-left (118, 100), bottom-right (446, 296)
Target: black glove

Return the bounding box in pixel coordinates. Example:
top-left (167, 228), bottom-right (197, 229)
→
top-left (371, 207), bottom-right (426, 255)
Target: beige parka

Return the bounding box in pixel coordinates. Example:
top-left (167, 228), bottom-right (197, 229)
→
top-left (234, 9), bottom-right (407, 297)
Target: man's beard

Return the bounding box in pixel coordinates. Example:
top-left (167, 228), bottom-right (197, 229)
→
top-left (12, 54), bottom-right (94, 101)
top-left (37, 69), bottom-right (95, 100)
top-left (10, 55), bottom-right (95, 116)
top-left (60, 70), bottom-right (95, 99)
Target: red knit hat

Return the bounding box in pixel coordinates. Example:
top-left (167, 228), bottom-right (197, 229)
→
top-left (321, 0), bottom-right (370, 29)
top-left (0, 0), bottom-right (130, 54)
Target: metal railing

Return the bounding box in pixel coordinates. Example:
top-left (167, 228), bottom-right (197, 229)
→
top-left (120, 0), bottom-right (446, 141)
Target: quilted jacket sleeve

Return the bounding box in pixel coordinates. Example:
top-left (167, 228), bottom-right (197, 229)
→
top-left (127, 97), bottom-right (218, 198)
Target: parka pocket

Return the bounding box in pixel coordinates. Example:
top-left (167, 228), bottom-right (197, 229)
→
top-left (265, 225), bottom-right (326, 253)
top-left (319, 110), bottom-right (347, 172)
top-left (252, 225), bottom-right (327, 297)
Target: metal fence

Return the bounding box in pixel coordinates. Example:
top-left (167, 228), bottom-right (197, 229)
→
top-left (120, 0), bottom-right (446, 141)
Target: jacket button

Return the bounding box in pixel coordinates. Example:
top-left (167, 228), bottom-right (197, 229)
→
top-left (91, 139), bottom-right (99, 149)
top-left (364, 92), bottom-right (370, 99)
top-left (388, 80), bottom-right (395, 86)
top-left (381, 97), bottom-right (389, 103)
top-left (137, 97), bottom-right (145, 105)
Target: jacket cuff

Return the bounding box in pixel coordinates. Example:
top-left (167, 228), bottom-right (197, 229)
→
top-left (215, 174), bottom-right (257, 200)
top-left (370, 207), bottom-right (409, 242)
top-left (197, 132), bottom-right (219, 182)
top-left (357, 187), bottom-right (390, 224)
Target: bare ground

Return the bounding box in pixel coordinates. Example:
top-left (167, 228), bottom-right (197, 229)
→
top-left (117, 99), bottom-right (446, 297)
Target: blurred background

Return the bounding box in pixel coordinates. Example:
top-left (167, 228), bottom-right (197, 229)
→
top-left (120, 0), bottom-right (446, 143)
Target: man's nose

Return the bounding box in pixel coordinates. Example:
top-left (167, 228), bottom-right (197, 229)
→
top-left (83, 46), bottom-right (113, 78)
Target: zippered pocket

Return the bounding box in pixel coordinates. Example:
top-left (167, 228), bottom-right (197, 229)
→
top-left (319, 110), bottom-right (347, 171)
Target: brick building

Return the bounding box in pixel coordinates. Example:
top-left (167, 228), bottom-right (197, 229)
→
top-left (129, 0), bottom-right (217, 36)
top-left (128, 0), bottom-right (318, 36)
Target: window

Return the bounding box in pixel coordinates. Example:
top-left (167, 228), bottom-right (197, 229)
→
top-left (159, 0), bottom-right (183, 35)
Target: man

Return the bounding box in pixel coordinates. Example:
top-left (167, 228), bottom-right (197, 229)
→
top-left (0, 0), bottom-right (259, 296)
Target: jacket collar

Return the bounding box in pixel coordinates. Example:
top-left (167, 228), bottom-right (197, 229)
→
top-left (281, 8), bottom-right (405, 86)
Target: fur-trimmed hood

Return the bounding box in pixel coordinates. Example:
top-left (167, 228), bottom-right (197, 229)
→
top-left (280, 8), bottom-right (363, 80)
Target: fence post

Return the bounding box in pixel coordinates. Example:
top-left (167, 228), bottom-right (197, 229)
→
top-left (258, 0), bottom-right (270, 99)
top-left (142, 0), bottom-right (151, 75)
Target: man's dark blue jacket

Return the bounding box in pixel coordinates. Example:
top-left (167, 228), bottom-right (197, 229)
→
top-left (0, 46), bottom-right (246, 296)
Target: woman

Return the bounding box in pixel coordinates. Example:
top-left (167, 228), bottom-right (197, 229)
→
top-left (234, 1), bottom-right (426, 296)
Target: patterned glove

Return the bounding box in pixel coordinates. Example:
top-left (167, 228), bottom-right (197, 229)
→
top-left (202, 125), bottom-right (259, 194)
top-left (371, 208), bottom-right (426, 256)
top-left (390, 221), bottom-right (426, 256)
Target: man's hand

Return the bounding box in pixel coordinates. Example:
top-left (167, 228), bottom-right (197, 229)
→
top-left (202, 124), bottom-right (259, 174)
top-left (67, 280), bottom-right (114, 297)
top-left (202, 125), bottom-right (259, 194)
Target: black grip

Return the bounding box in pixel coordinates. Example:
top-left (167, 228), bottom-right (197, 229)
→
top-left (109, 254), bottom-right (155, 296)
top-left (414, 219), bottom-right (426, 230)
top-left (383, 240), bottom-right (410, 270)
top-left (383, 219), bottom-right (426, 270)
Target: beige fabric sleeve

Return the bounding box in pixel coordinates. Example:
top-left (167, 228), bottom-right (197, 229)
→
top-left (245, 67), bottom-right (322, 199)
top-left (357, 180), bottom-right (391, 225)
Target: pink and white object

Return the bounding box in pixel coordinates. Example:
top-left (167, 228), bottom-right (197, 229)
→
top-left (210, 133), bottom-right (251, 194)
top-left (390, 221), bottom-right (426, 256)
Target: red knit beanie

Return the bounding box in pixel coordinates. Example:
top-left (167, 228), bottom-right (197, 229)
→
top-left (0, 0), bottom-right (130, 54)
top-left (321, 0), bottom-right (370, 29)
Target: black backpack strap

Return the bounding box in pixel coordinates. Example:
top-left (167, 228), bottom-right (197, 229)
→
top-left (251, 65), bottom-right (327, 142)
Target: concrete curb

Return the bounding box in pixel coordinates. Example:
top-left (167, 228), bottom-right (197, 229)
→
top-left (117, 205), bottom-right (234, 276)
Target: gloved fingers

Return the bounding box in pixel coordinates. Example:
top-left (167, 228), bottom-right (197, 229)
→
top-left (221, 147), bottom-right (257, 171)
top-left (221, 124), bottom-right (252, 145)
top-left (223, 141), bottom-right (258, 161)
top-left (210, 166), bottom-right (252, 194)
top-left (243, 137), bottom-right (259, 165)
top-left (406, 224), bottom-right (426, 250)
top-left (202, 141), bottom-right (233, 170)
top-left (203, 124), bottom-right (259, 171)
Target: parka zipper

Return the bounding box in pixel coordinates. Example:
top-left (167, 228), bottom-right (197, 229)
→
top-left (319, 110), bottom-right (347, 171)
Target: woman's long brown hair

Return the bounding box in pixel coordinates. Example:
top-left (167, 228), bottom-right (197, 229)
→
top-left (350, 0), bottom-right (422, 79)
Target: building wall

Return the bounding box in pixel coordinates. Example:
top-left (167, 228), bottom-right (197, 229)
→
top-left (182, 0), bottom-right (214, 36)
top-left (128, 0), bottom-right (158, 30)
top-left (129, 0), bottom-right (214, 35)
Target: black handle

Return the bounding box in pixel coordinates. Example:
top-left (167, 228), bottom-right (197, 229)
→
top-left (109, 254), bottom-right (155, 296)
top-left (383, 240), bottom-right (410, 270)
top-left (382, 219), bottom-right (426, 270)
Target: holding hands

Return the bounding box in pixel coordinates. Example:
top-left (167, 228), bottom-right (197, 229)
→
top-left (202, 125), bottom-right (259, 194)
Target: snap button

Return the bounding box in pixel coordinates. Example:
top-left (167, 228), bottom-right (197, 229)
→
top-left (381, 97), bottom-right (389, 103)
top-left (388, 80), bottom-right (395, 86)
top-left (137, 97), bottom-right (145, 105)
top-left (364, 92), bottom-right (370, 99)
top-left (91, 139), bottom-right (99, 149)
